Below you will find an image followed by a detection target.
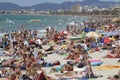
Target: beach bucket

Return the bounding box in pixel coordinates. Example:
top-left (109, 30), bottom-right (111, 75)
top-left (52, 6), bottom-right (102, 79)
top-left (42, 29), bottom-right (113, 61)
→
top-left (95, 47), bottom-right (99, 51)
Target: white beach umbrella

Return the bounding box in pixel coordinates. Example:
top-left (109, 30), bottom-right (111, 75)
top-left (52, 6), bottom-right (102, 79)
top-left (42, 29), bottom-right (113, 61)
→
top-left (86, 32), bottom-right (99, 38)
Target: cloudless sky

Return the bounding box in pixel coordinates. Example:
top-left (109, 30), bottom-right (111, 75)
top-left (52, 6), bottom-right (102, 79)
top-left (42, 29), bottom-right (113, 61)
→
top-left (0, 0), bottom-right (119, 6)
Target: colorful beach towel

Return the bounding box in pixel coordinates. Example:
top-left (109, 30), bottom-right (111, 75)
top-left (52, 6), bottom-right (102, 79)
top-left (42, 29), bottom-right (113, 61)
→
top-left (61, 53), bottom-right (69, 56)
top-left (58, 78), bottom-right (89, 80)
top-left (58, 78), bottom-right (96, 80)
top-left (96, 65), bottom-right (120, 70)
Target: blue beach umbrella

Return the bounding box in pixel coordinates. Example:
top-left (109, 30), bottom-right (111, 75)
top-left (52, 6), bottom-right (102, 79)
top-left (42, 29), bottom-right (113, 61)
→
top-left (96, 30), bottom-right (105, 34)
top-left (104, 31), bottom-right (119, 36)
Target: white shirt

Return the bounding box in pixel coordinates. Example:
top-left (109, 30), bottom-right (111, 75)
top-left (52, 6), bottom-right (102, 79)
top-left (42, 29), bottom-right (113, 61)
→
top-left (35, 39), bottom-right (42, 45)
top-left (81, 43), bottom-right (87, 50)
top-left (24, 40), bottom-right (29, 47)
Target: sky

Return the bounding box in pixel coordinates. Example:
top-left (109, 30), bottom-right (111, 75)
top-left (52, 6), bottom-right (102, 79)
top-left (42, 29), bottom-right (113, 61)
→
top-left (0, 0), bottom-right (119, 6)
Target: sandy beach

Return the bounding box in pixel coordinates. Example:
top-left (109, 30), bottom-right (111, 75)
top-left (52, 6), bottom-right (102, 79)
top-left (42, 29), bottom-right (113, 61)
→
top-left (0, 14), bottom-right (119, 80)
top-left (40, 50), bottom-right (120, 80)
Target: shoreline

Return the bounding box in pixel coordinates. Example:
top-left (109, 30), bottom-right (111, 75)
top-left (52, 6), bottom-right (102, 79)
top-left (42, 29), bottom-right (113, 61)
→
top-left (0, 13), bottom-right (116, 18)
top-left (0, 13), bottom-right (117, 35)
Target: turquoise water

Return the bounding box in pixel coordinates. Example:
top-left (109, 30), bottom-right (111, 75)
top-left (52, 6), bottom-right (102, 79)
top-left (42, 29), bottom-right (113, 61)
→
top-left (0, 14), bottom-right (88, 32)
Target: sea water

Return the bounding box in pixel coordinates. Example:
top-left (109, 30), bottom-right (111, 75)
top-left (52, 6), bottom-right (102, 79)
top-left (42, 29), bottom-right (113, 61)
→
top-left (0, 14), bottom-right (88, 38)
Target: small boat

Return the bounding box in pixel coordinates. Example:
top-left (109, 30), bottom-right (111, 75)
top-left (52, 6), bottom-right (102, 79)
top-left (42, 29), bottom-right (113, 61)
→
top-left (58, 22), bottom-right (62, 25)
top-left (67, 21), bottom-right (75, 26)
top-left (43, 19), bottom-right (47, 21)
top-left (5, 18), bottom-right (14, 23)
top-left (28, 19), bottom-right (41, 23)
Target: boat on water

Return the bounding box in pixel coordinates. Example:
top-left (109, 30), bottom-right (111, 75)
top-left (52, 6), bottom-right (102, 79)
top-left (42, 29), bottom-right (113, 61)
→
top-left (67, 21), bottom-right (76, 26)
top-left (5, 18), bottom-right (14, 23)
top-left (28, 19), bottom-right (41, 23)
top-left (43, 19), bottom-right (47, 21)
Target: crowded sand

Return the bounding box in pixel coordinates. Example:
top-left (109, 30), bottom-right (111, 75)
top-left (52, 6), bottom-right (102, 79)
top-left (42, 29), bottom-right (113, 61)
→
top-left (41, 50), bottom-right (120, 80)
top-left (0, 17), bottom-right (119, 80)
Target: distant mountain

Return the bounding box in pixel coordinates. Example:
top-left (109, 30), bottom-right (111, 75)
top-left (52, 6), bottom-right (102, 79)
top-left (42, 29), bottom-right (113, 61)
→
top-left (0, 2), bottom-right (21, 10)
top-left (30, 3), bottom-right (59, 10)
top-left (80, 0), bottom-right (117, 8)
top-left (28, 0), bottom-right (119, 10)
top-left (0, 0), bottom-right (119, 11)
top-left (25, 1), bottom-right (81, 10)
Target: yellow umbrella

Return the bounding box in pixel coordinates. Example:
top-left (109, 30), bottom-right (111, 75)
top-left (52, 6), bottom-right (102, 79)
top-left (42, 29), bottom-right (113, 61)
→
top-left (109, 37), bottom-right (115, 41)
top-left (86, 32), bottom-right (99, 38)
top-left (111, 17), bottom-right (120, 22)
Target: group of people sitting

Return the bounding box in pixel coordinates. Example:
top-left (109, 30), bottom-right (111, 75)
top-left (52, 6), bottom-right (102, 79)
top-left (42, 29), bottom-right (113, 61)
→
top-left (104, 46), bottom-right (120, 58)
top-left (0, 23), bottom-right (119, 80)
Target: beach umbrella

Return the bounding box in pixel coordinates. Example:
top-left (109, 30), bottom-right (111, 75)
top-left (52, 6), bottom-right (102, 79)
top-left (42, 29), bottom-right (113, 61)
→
top-left (62, 31), bottom-right (68, 35)
top-left (112, 31), bottom-right (119, 36)
top-left (111, 18), bottom-right (120, 22)
top-left (105, 31), bottom-right (114, 36)
top-left (109, 37), bottom-right (115, 41)
top-left (104, 31), bottom-right (119, 36)
top-left (96, 30), bottom-right (105, 34)
top-left (104, 37), bottom-right (111, 44)
top-left (86, 32), bottom-right (99, 38)
top-left (60, 31), bottom-right (68, 36)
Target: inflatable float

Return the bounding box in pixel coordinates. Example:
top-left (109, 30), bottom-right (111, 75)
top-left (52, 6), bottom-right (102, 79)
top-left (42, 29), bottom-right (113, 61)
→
top-left (91, 61), bottom-right (103, 66)
top-left (88, 59), bottom-right (101, 62)
top-left (74, 59), bottom-right (103, 66)
top-left (89, 59), bottom-right (103, 66)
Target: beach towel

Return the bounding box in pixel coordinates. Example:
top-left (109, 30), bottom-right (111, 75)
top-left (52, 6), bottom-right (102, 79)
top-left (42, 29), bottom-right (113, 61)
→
top-left (55, 65), bottom-right (64, 72)
top-left (37, 71), bottom-right (47, 80)
top-left (58, 78), bottom-right (89, 80)
top-left (96, 65), bottom-right (120, 70)
top-left (62, 53), bottom-right (69, 56)
top-left (60, 45), bottom-right (67, 49)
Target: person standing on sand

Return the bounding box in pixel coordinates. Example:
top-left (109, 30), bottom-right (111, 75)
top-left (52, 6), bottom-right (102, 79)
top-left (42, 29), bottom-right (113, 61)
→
top-left (2, 34), bottom-right (9, 50)
top-left (33, 29), bottom-right (37, 38)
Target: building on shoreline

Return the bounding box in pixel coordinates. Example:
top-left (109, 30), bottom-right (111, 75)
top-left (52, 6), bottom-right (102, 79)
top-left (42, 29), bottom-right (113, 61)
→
top-left (0, 3), bottom-right (119, 16)
top-left (71, 4), bottom-right (82, 13)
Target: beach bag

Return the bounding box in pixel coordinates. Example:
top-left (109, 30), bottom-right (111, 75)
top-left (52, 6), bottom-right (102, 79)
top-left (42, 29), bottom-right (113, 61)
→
top-left (67, 61), bottom-right (73, 66)
top-left (95, 47), bottom-right (99, 51)
top-left (22, 74), bottom-right (32, 80)
top-left (77, 62), bottom-right (86, 68)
